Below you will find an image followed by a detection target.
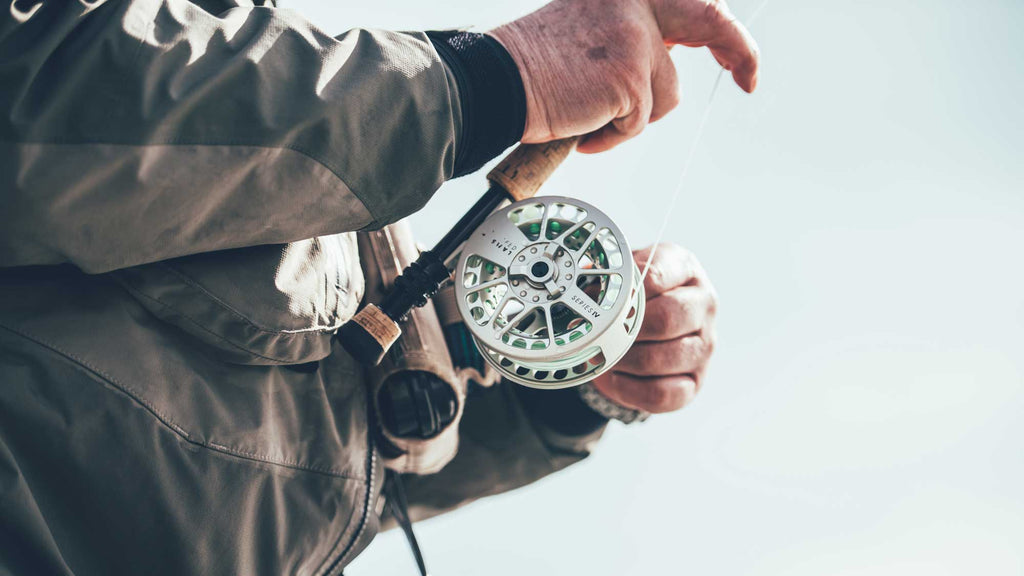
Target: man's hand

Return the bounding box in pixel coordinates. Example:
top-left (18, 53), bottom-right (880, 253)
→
top-left (490, 0), bottom-right (759, 153)
top-left (592, 243), bottom-right (718, 413)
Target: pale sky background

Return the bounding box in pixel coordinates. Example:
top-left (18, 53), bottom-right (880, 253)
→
top-left (289, 0), bottom-right (1024, 574)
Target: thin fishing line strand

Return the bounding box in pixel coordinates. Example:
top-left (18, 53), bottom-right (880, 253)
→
top-left (637, 0), bottom-right (770, 286)
top-left (746, 0), bottom-right (772, 28)
top-left (638, 68), bottom-right (724, 286)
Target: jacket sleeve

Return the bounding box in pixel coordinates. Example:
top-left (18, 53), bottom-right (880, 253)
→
top-left (1, 0), bottom-right (461, 272)
top-left (393, 382), bottom-right (609, 525)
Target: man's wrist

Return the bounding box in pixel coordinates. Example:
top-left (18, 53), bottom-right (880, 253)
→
top-left (426, 31), bottom-right (526, 178)
top-left (577, 382), bottom-right (650, 424)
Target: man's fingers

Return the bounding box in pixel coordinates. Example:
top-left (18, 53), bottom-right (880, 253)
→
top-left (592, 372), bottom-right (698, 413)
top-left (576, 121), bottom-right (632, 154)
top-left (638, 285), bottom-right (714, 341)
top-left (616, 333), bottom-right (713, 376)
top-left (577, 98), bottom-right (652, 154)
top-left (634, 243), bottom-right (702, 297)
top-left (650, 47), bottom-right (680, 123)
top-left (654, 0), bottom-right (760, 92)
top-left (706, 26), bottom-right (760, 93)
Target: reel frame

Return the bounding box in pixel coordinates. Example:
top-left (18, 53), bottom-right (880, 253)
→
top-left (455, 196), bottom-right (645, 389)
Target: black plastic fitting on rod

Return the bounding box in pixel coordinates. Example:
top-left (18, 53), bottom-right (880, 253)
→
top-left (337, 186), bottom-right (509, 364)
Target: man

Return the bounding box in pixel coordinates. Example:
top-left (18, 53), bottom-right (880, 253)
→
top-left (0, 0), bottom-right (758, 573)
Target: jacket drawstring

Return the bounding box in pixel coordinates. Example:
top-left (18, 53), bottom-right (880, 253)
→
top-left (385, 470), bottom-right (430, 576)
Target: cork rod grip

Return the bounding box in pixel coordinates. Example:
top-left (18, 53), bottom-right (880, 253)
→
top-left (486, 137), bottom-right (580, 202)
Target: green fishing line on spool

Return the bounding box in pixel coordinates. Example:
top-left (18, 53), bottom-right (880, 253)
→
top-left (547, 220), bottom-right (562, 239)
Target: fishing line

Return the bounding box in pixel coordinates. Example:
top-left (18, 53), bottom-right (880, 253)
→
top-left (638, 0), bottom-right (771, 285)
top-left (340, 1), bottom-right (774, 371)
top-left (637, 69), bottom-right (724, 285)
top-left (746, 0), bottom-right (773, 27)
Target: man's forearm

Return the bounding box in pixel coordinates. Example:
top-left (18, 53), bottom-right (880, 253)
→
top-left (1, 0), bottom-right (482, 272)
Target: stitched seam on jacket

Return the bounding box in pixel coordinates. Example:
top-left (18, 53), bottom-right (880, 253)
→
top-left (318, 380), bottom-right (378, 576)
top-left (0, 322), bottom-right (366, 480)
top-left (0, 139), bottom-right (386, 228)
top-left (158, 262), bottom-right (349, 335)
top-left (121, 282), bottom-right (333, 365)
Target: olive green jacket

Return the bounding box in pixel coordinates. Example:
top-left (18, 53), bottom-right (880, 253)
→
top-left (0, 0), bottom-right (604, 574)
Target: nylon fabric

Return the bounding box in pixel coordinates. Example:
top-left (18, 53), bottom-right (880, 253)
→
top-left (112, 234), bottom-right (363, 365)
top-left (0, 266), bottom-right (380, 575)
top-left (0, 0), bottom-right (461, 272)
top-left (0, 1), bottom-right (608, 572)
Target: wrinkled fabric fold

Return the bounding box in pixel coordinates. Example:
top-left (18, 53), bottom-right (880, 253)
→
top-left (1, 0), bottom-right (461, 272)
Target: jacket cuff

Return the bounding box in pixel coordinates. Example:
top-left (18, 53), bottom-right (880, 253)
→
top-left (426, 31), bottom-right (526, 178)
top-left (514, 383), bottom-right (610, 438)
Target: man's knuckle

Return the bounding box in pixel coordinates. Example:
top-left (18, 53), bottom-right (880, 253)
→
top-left (639, 344), bottom-right (658, 367)
top-left (691, 335), bottom-right (709, 359)
top-left (701, 1), bottom-right (723, 24)
top-left (642, 381), bottom-right (671, 408)
top-left (666, 385), bottom-right (689, 411)
top-left (703, 0), bottom-right (734, 25)
top-left (681, 337), bottom-right (703, 363)
top-left (647, 263), bottom-right (667, 291)
top-left (625, 70), bottom-right (651, 104)
top-left (663, 83), bottom-right (681, 109)
top-left (618, 108), bottom-right (649, 136)
top-left (651, 380), bottom-right (688, 412)
top-left (645, 304), bottom-right (669, 335)
top-left (691, 372), bottom-right (706, 395)
top-left (676, 296), bottom-right (696, 322)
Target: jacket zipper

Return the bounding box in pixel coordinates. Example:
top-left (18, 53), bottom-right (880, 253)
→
top-left (323, 388), bottom-right (378, 576)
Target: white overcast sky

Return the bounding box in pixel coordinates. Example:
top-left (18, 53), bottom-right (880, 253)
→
top-left (287, 0), bottom-right (1024, 574)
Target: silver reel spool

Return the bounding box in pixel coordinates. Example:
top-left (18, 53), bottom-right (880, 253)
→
top-left (454, 196), bottom-right (645, 389)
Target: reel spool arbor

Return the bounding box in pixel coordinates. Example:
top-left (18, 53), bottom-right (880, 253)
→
top-left (455, 196), bottom-right (645, 389)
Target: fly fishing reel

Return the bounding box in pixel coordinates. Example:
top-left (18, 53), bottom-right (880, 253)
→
top-left (454, 196), bottom-right (644, 389)
top-left (339, 138), bottom-right (644, 389)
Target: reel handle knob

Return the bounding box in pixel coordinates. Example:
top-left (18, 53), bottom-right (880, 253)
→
top-left (487, 137), bottom-right (579, 202)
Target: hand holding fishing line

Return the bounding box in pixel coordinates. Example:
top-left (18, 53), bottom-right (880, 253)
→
top-left (486, 0), bottom-right (760, 414)
top-left (0, 0), bottom-right (777, 573)
top-left (490, 0), bottom-right (760, 152)
top-left (592, 243), bottom-right (718, 413)
top-left (342, 0), bottom-right (762, 421)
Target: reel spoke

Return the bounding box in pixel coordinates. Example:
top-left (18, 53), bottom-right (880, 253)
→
top-left (542, 241), bottom-right (560, 259)
top-left (509, 263), bottom-right (529, 277)
top-left (471, 278), bottom-right (507, 293)
top-left (486, 289), bottom-right (514, 332)
top-left (543, 304), bottom-right (556, 348)
top-left (538, 205), bottom-right (551, 245)
top-left (558, 220), bottom-right (593, 253)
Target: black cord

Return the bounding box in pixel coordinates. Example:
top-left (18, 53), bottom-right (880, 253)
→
top-left (385, 470), bottom-right (429, 576)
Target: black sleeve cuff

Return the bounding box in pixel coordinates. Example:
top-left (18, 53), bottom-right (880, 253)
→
top-left (426, 31), bottom-right (526, 178)
top-left (513, 382), bottom-right (610, 437)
